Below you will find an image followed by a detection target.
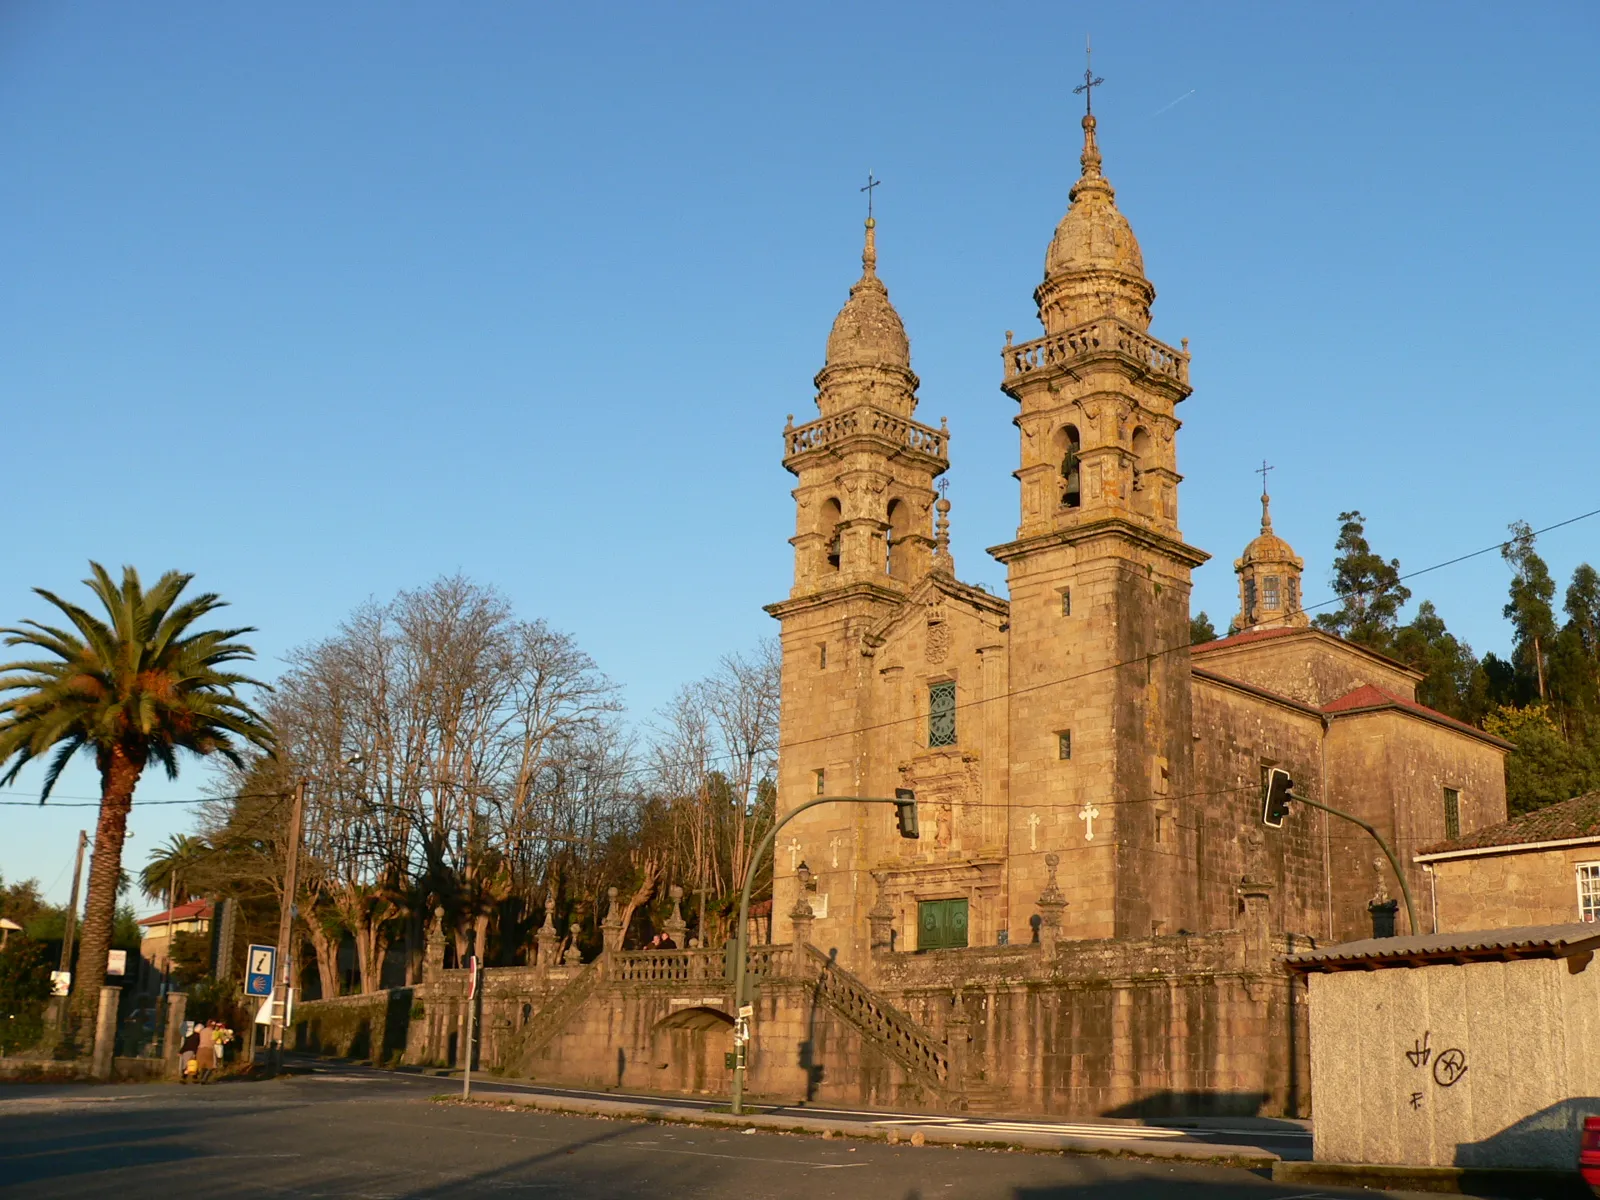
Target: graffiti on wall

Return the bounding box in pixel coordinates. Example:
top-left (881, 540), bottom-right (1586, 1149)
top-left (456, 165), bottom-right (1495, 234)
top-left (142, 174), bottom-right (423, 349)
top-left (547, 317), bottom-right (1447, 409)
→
top-left (1403, 1031), bottom-right (1468, 1112)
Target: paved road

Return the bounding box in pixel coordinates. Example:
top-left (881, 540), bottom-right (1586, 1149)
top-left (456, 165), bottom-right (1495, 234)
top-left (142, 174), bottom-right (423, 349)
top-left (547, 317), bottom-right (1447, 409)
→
top-left (0, 1069), bottom-right (1380, 1200)
top-left (305, 1058), bottom-right (1312, 1159)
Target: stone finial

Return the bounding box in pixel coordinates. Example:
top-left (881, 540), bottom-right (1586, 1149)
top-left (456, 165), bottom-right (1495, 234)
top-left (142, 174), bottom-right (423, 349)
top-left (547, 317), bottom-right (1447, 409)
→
top-left (601, 886), bottom-right (624, 952)
top-left (664, 884), bottom-right (688, 945)
top-left (562, 921), bottom-right (584, 966)
top-left (424, 905), bottom-right (448, 982)
top-left (1037, 852), bottom-right (1068, 954)
top-left (536, 892), bottom-right (559, 969)
top-left (868, 870), bottom-right (895, 955)
top-left (790, 886), bottom-right (816, 947)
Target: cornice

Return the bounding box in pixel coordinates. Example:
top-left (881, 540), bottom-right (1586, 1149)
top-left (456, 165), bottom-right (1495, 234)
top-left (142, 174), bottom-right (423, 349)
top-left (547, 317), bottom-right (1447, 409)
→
top-left (987, 517), bottom-right (1210, 569)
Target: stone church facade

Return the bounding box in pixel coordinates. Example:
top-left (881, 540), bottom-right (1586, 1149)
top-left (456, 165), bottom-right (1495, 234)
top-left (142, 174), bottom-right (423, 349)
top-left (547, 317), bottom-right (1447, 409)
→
top-left (766, 112), bottom-right (1511, 970)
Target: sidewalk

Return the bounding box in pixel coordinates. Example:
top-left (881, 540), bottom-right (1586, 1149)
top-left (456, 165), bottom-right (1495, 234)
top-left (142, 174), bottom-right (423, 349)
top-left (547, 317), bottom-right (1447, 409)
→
top-left (446, 1083), bottom-right (1289, 1166)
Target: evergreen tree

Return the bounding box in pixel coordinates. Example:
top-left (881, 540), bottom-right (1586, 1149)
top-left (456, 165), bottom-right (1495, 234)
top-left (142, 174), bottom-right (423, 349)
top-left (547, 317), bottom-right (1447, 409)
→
top-left (1189, 612), bottom-right (1218, 645)
top-left (1391, 601), bottom-right (1484, 723)
top-left (1501, 521), bottom-right (1558, 702)
top-left (1312, 511), bottom-right (1411, 651)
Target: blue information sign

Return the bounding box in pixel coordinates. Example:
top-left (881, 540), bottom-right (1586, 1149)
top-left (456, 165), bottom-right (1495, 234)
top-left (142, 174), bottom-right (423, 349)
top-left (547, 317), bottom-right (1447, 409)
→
top-left (245, 944), bottom-right (277, 997)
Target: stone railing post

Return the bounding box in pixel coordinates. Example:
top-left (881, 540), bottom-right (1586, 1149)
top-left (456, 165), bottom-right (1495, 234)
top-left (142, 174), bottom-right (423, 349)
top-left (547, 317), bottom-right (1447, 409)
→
top-left (1036, 853), bottom-right (1067, 956)
top-left (424, 906), bottom-right (447, 983)
top-left (601, 887), bottom-right (624, 953)
top-left (92, 985), bottom-right (120, 1081)
top-left (535, 894), bottom-right (559, 971)
top-left (164, 992), bottom-right (188, 1079)
top-left (664, 884), bottom-right (688, 947)
top-left (868, 871), bottom-right (895, 957)
top-left (790, 892), bottom-right (815, 948)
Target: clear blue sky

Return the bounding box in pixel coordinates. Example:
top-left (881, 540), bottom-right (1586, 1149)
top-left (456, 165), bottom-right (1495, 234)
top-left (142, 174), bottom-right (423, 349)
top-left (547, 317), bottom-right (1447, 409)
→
top-left (4, 2), bottom-right (1598, 908)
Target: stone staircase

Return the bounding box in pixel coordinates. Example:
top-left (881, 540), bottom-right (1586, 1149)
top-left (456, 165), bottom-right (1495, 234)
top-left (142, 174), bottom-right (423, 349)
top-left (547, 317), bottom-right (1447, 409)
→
top-left (798, 944), bottom-right (973, 1108)
top-left (501, 959), bottom-right (602, 1078)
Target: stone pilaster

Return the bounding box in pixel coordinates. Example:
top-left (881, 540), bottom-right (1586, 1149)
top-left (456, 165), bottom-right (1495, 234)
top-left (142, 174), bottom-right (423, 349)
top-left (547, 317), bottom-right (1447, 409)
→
top-left (868, 871), bottom-right (895, 955)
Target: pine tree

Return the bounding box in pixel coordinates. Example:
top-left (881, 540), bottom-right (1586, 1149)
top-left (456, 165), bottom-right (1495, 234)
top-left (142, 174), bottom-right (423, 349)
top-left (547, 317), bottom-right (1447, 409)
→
top-left (1501, 521), bottom-right (1558, 702)
top-left (1312, 511), bottom-right (1411, 651)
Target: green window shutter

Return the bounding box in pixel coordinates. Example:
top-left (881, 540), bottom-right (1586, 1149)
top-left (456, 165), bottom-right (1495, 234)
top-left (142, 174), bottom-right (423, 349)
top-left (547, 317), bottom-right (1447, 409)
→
top-left (917, 898), bottom-right (969, 950)
top-left (928, 681), bottom-right (957, 748)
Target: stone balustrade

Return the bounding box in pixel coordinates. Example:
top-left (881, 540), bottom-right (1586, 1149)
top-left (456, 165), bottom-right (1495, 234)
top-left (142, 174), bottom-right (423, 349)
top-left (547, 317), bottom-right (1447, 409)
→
top-left (785, 407), bottom-right (946, 460)
top-left (1002, 317), bottom-right (1189, 387)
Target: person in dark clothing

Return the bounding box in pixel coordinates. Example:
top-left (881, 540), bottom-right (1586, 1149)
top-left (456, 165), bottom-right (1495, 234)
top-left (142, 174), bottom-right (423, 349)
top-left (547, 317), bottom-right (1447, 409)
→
top-left (179, 1026), bottom-right (200, 1083)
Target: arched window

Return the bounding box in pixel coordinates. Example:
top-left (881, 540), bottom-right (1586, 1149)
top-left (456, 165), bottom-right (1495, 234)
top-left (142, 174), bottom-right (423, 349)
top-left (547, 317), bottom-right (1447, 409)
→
top-left (1055, 425), bottom-right (1082, 508)
top-left (1131, 426), bottom-right (1151, 492)
top-left (885, 499), bottom-right (906, 578)
top-left (822, 498), bottom-right (843, 571)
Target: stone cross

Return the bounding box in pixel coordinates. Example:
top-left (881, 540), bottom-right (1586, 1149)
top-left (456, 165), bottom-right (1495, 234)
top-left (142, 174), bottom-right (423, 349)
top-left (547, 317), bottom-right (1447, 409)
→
top-left (787, 837), bottom-right (803, 871)
top-left (1027, 811), bottom-right (1042, 851)
top-left (1078, 802), bottom-right (1101, 841)
top-left (829, 835), bottom-right (844, 869)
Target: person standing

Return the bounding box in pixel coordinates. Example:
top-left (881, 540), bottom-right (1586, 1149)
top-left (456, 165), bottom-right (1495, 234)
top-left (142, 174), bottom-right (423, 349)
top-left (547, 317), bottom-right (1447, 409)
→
top-left (195, 1021), bottom-right (217, 1084)
top-left (178, 1023), bottom-right (200, 1084)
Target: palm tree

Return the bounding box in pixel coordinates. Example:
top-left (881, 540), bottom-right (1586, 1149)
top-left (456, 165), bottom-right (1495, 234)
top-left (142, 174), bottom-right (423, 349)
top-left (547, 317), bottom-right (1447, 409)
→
top-left (0, 563), bottom-right (274, 1027)
top-left (139, 834), bottom-right (211, 905)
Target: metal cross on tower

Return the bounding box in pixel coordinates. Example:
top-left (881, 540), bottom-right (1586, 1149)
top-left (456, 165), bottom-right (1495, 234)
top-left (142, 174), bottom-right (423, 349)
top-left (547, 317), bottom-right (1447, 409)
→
top-left (1073, 37), bottom-right (1104, 114)
top-left (1256, 459), bottom-right (1275, 497)
top-left (860, 170), bottom-right (881, 220)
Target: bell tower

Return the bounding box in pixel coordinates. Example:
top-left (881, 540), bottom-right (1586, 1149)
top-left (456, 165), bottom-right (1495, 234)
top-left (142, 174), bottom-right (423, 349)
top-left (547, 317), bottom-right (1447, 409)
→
top-left (989, 107), bottom-right (1208, 939)
top-left (766, 215), bottom-right (951, 943)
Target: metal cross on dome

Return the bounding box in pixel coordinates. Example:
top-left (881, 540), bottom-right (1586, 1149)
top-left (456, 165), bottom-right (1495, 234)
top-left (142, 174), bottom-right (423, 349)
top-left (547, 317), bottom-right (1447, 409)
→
top-left (861, 170), bottom-right (881, 221)
top-left (1256, 459), bottom-right (1275, 497)
top-left (1074, 37), bottom-right (1104, 115)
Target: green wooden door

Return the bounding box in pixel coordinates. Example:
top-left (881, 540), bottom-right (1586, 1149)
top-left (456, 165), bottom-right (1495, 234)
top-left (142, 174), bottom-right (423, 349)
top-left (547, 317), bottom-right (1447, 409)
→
top-left (917, 898), bottom-right (969, 950)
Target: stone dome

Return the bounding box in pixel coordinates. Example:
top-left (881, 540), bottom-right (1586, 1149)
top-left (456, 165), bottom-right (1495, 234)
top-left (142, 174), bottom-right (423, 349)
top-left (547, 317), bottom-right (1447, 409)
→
top-left (1043, 115), bottom-right (1146, 282)
top-left (1239, 527), bottom-right (1299, 566)
top-left (825, 218), bottom-right (911, 370)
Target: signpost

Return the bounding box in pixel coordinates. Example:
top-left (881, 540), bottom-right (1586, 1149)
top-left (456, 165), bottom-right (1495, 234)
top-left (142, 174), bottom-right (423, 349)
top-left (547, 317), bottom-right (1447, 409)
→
top-left (462, 956), bottom-right (479, 1100)
top-left (245, 944), bottom-right (277, 998)
top-left (105, 949), bottom-right (126, 977)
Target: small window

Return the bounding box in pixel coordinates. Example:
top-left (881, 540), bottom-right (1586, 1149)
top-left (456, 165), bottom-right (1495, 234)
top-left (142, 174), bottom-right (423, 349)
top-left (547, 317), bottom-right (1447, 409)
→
top-left (1286, 576), bottom-right (1300, 612)
top-left (1244, 578), bottom-right (1257, 616)
top-left (928, 681), bottom-right (957, 748)
top-left (818, 643), bottom-right (827, 669)
top-left (1060, 588), bottom-right (1072, 617)
top-left (1263, 576), bottom-right (1281, 609)
top-left (1578, 863), bottom-right (1600, 922)
top-left (1443, 787), bottom-right (1461, 840)
top-left (814, 769), bottom-right (826, 796)
top-left (1058, 731), bottom-right (1072, 760)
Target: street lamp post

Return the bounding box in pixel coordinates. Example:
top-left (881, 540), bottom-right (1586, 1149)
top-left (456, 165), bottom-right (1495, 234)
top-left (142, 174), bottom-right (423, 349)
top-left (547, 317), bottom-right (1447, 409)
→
top-left (728, 791), bottom-right (917, 1116)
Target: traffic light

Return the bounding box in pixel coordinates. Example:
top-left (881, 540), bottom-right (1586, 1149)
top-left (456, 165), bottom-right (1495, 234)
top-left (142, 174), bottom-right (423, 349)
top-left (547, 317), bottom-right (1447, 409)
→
top-left (894, 788), bottom-right (919, 839)
top-left (1262, 768), bottom-right (1294, 828)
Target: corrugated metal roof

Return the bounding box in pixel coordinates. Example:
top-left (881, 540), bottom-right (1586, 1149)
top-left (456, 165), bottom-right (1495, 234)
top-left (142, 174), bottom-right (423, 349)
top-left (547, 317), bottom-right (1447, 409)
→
top-left (1285, 923), bottom-right (1600, 972)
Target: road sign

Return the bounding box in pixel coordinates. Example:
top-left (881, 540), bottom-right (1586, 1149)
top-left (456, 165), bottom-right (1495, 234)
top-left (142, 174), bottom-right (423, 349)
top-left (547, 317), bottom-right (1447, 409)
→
top-left (49, 970), bottom-right (70, 997)
top-left (246, 944), bottom-right (277, 997)
top-left (106, 949), bottom-right (126, 976)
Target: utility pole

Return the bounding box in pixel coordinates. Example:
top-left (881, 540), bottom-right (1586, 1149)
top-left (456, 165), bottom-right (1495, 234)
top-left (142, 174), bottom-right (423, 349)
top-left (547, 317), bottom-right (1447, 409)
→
top-left (160, 869), bottom-right (177, 997)
top-left (461, 956), bottom-right (478, 1100)
top-left (56, 831), bottom-right (87, 1029)
top-left (269, 778), bottom-right (308, 1073)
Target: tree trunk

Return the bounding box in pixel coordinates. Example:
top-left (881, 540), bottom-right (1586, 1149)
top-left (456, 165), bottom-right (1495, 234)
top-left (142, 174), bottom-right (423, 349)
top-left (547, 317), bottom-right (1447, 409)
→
top-left (72, 745), bottom-right (144, 1028)
top-left (305, 916), bottom-right (342, 1000)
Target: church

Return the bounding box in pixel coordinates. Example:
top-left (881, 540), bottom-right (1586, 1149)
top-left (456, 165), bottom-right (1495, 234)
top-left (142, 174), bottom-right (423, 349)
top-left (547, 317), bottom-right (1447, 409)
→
top-left (765, 108), bottom-right (1510, 971)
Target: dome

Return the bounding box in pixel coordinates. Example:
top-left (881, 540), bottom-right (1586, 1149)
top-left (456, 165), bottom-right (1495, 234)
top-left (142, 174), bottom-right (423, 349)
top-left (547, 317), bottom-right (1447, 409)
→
top-left (824, 218), bottom-right (911, 370)
top-left (1043, 115), bottom-right (1146, 282)
top-left (1239, 529), bottom-right (1299, 566)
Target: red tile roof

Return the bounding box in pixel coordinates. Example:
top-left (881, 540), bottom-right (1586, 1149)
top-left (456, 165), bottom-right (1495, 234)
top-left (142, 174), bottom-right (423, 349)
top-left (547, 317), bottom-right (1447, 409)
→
top-left (1320, 682), bottom-right (1511, 748)
top-left (137, 899), bottom-right (213, 927)
top-left (1191, 626), bottom-right (1303, 652)
top-left (1417, 791), bottom-right (1600, 857)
